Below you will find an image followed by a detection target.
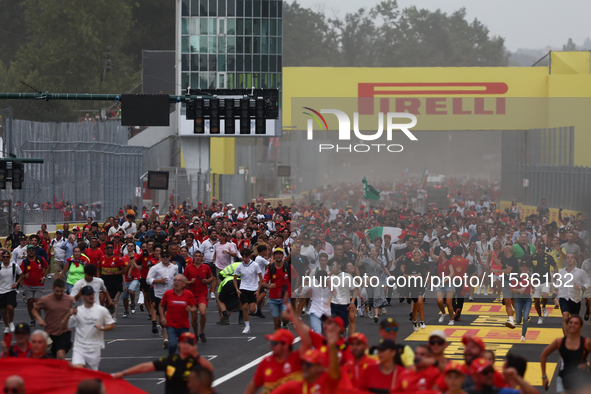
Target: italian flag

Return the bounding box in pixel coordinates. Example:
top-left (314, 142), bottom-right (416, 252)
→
top-left (366, 227), bottom-right (407, 241)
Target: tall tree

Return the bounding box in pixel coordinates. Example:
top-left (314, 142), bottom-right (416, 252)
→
top-left (563, 38), bottom-right (577, 51)
top-left (0, 0), bottom-right (26, 68)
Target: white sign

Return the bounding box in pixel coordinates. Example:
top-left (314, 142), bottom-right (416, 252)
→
top-left (523, 179), bottom-right (529, 187)
top-left (135, 187), bottom-right (142, 197)
top-left (206, 183), bottom-right (211, 191)
top-left (251, 177), bottom-right (256, 184)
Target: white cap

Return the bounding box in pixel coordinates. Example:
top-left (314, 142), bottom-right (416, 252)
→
top-left (429, 329), bottom-right (447, 341)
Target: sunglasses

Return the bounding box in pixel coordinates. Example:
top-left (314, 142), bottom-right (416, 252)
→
top-left (270, 341), bottom-right (286, 347)
top-left (481, 369), bottom-right (495, 376)
top-left (106, 247), bottom-right (114, 249)
top-left (429, 339), bottom-right (445, 346)
top-left (4, 389), bottom-right (20, 394)
top-left (2, 255), bottom-right (9, 258)
top-left (383, 326), bottom-right (398, 333)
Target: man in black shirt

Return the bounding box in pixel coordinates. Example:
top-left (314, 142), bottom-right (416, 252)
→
top-left (530, 242), bottom-right (556, 325)
top-left (112, 332), bottom-right (214, 394)
top-left (5, 223), bottom-right (25, 251)
top-left (494, 246), bottom-right (519, 329)
top-left (403, 250), bottom-right (429, 331)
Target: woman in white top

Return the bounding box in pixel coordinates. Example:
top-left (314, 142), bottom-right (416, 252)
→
top-left (475, 232), bottom-right (491, 296)
top-left (294, 269), bottom-right (332, 333)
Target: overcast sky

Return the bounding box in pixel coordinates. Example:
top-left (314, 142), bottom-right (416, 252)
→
top-left (294, 0), bottom-right (590, 52)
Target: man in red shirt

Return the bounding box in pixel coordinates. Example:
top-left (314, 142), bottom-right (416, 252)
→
top-left (344, 333), bottom-right (377, 388)
top-left (21, 245), bottom-right (49, 327)
top-left (262, 248), bottom-right (291, 331)
top-left (183, 251), bottom-right (212, 342)
top-left (99, 241), bottom-right (127, 321)
top-left (85, 237), bottom-right (104, 275)
top-left (121, 243), bottom-right (142, 317)
top-left (450, 245), bottom-right (470, 321)
top-left (159, 274), bottom-right (197, 355)
top-left (245, 329), bottom-right (302, 394)
top-left (1, 323), bottom-right (31, 357)
top-left (270, 325), bottom-right (341, 394)
top-left (393, 344), bottom-right (439, 391)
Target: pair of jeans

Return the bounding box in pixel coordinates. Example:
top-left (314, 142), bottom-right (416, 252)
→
top-left (514, 297), bottom-right (532, 337)
top-left (309, 313), bottom-right (322, 333)
top-left (66, 283), bottom-right (73, 295)
top-left (166, 326), bottom-right (189, 355)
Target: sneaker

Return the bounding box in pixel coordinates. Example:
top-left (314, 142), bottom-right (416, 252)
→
top-left (282, 321), bottom-right (288, 329)
top-left (406, 298), bottom-right (412, 305)
top-left (476, 287), bottom-right (481, 295)
top-left (221, 316), bottom-right (229, 325)
top-left (113, 317), bottom-right (117, 323)
top-left (139, 303), bottom-right (144, 312)
top-left (409, 312), bottom-right (413, 321)
top-left (501, 298), bottom-right (505, 305)
top-left (586, 310), bottom-right (590, 321)
top-left (543, 307), bottom-right (548, 318)
top-left (505, 320), bottom-right (515, 329)
top-left (521, 336), bottom-right (526, 342)
top-left (538, 317), bottom-right (544, 325)
top-left (238, 314), bottom-right (244, 325)
top-left (242, 326), bottom-right (251, 334)
top-left (413, 321), bottom-right (419, 332)
top-left (448, 320), bottom-right (454, 326)
top-left (9, 322), bottom-right (14, 332)
top-left (123, 311), bottom-right (129, 318)
top-left (152, 324), bottom-right (158, 334)
top-left (3, 327), bottom-right (9, 334)
top-left (420, 321), bottom-right (426, 329)
top-left (159, 325), bottom-right (165, 337)
top-left (399, 297), bottom-right (405, 303)
top-left (163, 339), bottom-right (169, 349)
top-left (30, 320), bottom-right (36, 327)
top-left (381, 307), bottom-right (387, 315)
top-left (454, 309), bottom-right (462, 321)
top-left (131, 304), bottom-right (136, 314)
top-left (438, 315), bottom-right (446, 323)
top-left (374, 316), bottom-right (379, 323)
top-left (484, 289), bottom-right (489, 296)
top-left (199, 333), bottom-right (207, 343)
top-left (469, 296), bottom-right (474, 301)
top-left (210, 292), bottom-right (216, 299)
top-left (255, 310), bottom-right (266, 318)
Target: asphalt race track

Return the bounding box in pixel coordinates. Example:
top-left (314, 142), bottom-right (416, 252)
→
top-left (9, 278), bottom-right (575, 394)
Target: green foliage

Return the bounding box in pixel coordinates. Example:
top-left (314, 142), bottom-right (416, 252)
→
top-left (284, 0), bottom-right (508, 67)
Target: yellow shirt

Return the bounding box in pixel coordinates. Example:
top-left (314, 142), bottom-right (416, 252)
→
top-left (546, 248), bottom-right (565, 270)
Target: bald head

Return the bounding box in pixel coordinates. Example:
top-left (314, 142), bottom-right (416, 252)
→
top-left (503, 245), bottom-right (513, 257)
top-left (4, 376), bottom-right (25, 394)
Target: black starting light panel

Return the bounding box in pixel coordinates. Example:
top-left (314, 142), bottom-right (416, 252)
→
top-left (121, 94), bottom-right (170, 126)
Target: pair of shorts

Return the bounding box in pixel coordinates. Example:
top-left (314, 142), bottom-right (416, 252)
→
top-left (0, 291), bottom-right (17, 309)
top-left (72, 348), bottom-right (101, 370)
top-left (152, 296), bottom-right (162, 316)
top-left (239, 289), bottom-right (257, 304)
top-left (104, 282), bottom-right (122, 300)
top-left (330, 303), bottom-right (350, 328)
top-left (218, 282), bottom-right (239, 311)
top-left (559, 298), bottom-right (581, 316)
top-left (409, 289), bottom-right (425, 302)
top-left (121, 280), bottom-right (140, 300)
top-left (268, 298), bottom-right (286, 318)
top-left (23, 285), bottom-right (44, 301)
top-left (435, 286), bottom-right (454, 294)
top-left (533, 284), bottom-right (550, 298)
top-left (139, 278), bottom-right (151, 292)
top-left (49, 331), bottom-right (72, 358)
top-left (195, 294), bottom-right (208, 306)
top-left (53, 260), bottom-right (64, 272)
top-left (477, 265), bottom-right (488, 276)
top-left (502, 286), bottom-right (514, 300)
top-left (207, 263), bottom-right (217, 279)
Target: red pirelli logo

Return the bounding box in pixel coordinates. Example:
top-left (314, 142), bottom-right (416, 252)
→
top-left (358, 82), bottom-right (509, 115)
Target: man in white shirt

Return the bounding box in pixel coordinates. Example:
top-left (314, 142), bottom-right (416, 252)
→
top-left (200, 230), bottom-right (218, 299)
top-left (329, 260), bottom-right (359, 332)
top-left (107, 222), bottom-right (120, 238)
top-left (120, 214), bottom-right (137, 235)
top-left (146, 250), bottom-right (178, 344)
top-left (0, 251), bottom-right (23, 333)
top-left (62, 285), bottom-right (115, 370)
top-left (71, 264), bottom-right (111, 308)
top-left (233, 250), bottom-right (263, 334)
top-left (555, 253), bottom-right (591, 334)
top-left (11, 238), bottom-right (28, 268)
top-left (50, 230), bottom-right (66, 278)
top-left (328, 202), bottom-right (339, 222)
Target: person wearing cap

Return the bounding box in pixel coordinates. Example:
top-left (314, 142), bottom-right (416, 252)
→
top-left (269, 320), bottom-right (341, 394)
top-left (1, 322), bottom-right (31, 357)
top-left (0, 249), bottom-right (23, 333)
top-left (394, 344), bottom-right (440, 392)
top-left (261, 247), bottom-right (291, 331)
top-left (31, 278), bottom-right (74, 359)
top-left (344, 333), bottom-right (378, 388)
top-left (440, 361), bottom-right (466, 394)
top-left (468, 357), bottom-right (520, 394)
top-left (377, 317), bottom-right (415, 367)
top-left (244, 329), bottom-right (301, 394)
top-left (61, 284), bottom-right (115, 370)
top-left (50, 229), bottom-right (66, 278)
top-left (358, 338), bottom-right (404, 392)
top-left (21, 243), bottom-right (50, 327)
top-left (415, 330), bottom-right (450, 372)
top-left (113, 331), bottom-right (213, 394)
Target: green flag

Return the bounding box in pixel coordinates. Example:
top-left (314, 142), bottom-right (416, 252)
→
top-left (362, 177), bottom-right (381, 200)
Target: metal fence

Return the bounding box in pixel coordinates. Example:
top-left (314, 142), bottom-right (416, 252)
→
top-left (0, 108), bottom-right (146, 227)
top-left (521, 165), bottom-right (591, 212)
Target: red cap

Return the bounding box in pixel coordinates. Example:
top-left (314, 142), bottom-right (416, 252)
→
top-left (265, 329), bottom-right (295, 345)
top-left (360, 205), bottom-right (365, 208)
top-left (469, 357), bottom-right (493, 375)
top-left (347, 332), bottom-right (368, 346)
top-left (178, 332), bottom-right (197, 345)
top-left (459, 201), bottom-right (465, 205)
top-left (321, 315), bottom-right (345, 330)
top-left (462, 335), bottom-right (486, 351)
top-left (198, 202), bottom-right (203, 205)
top-left (301, 349), bottom-right (327, 365)
top-left (72, 226), bottom-right (80, 231)
top-left (444, 361), bottom-right (465, 374)
top-left (462, 232), bottom-right (470, 238)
